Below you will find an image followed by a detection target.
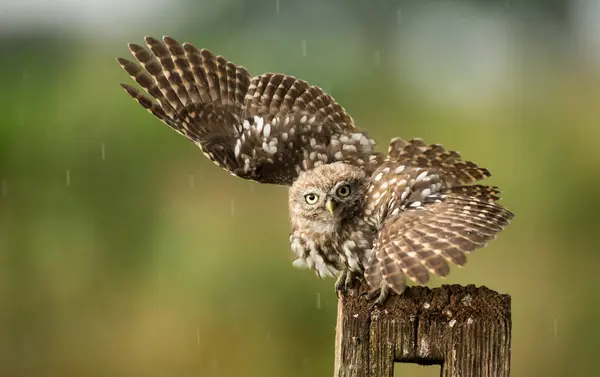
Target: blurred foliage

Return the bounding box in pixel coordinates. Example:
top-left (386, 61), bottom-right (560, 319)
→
top-left (1, 0), bottom-right (599, 376)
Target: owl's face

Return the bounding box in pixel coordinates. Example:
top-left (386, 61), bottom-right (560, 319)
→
top-left (289, 162), bottom-right (368, 233)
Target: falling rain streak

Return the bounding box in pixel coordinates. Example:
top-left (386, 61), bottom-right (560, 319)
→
top-left (66, 170), bottom-right (71, 187)
top-left (101, 143), bottom-right (106, 160)
top-left (197, 327), bottom-right (200, 345)
top-left (189, 174), bottom-right (195, 189)
top-left (301, 39), bottom-right (307, 57)
top-left (1, 180), bottom-right (6, 197)
top-left (276, 0), bottom-right (279, 14)
top-left (231, 199), bottom-right (235, 216)
top-left (397, 8), bottom-right (402, 24)
top-left (316, 292), bottom-right (321, 309)
top-left (374, 50), bottom-right (381, 67)
top-left (211, 359), bottom-right (219, 373)
top-left (553, 318), bottom-right (557, 338)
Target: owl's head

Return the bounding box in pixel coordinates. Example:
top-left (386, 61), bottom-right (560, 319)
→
top-left (289, 162), bottom-right (368, 232)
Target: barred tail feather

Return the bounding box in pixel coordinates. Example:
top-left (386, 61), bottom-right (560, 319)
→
top-left (378, 248), bottom-right (406, 295)
top-left (364, 254), bottom-right (383, 289)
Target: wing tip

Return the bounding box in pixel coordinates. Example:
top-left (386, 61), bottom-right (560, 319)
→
top-left (162, 35), bottom-right (178, 45)
top-left (119, 83), bottom-right (138, 96)
top-left (182, 42), bottom-right (197, 53)
top-left (127, 43), bottom-right (145, 55)
top-left (144, 36), bottom-right (161, 46)
top-left (116, 56), bottom-right (130, 67)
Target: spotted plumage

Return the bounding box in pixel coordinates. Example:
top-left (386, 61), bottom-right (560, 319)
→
top-left (118, 36), bottom-right (379, 185)
top-left (361, 143), bottom-right (514, 297)
top-left (117, 36), bottom-right (514, 304)
top-left (289, 140), bottom-right (513, 303)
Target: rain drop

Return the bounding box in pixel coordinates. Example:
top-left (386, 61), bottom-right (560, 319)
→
top-left (275, 0), bottom-right (279, 14)
top-left (316, 292), bottom-right (321, 310)
top-left (397, 8), bottom-right (402, 24)
top-left (189, 174), bottom-right (195, 189)
top-left (211, 359), bottom-right (219, 372)
top-left (374, 50), bottom-right (381, 67)
top-left (101, 143), bottom-right (106, 160)
top-left (1, 180), bottom-right (6, 197)
top-left (197, 327), bottom-right (200, 345)
top-left (231, 199), bottom-right (235, 216)
top-left (301, 39), bottom-right (307, 57)
top-left (553, 318), bottom-right (557, 338)
top-left (65, 170), bottom-right (71, 187)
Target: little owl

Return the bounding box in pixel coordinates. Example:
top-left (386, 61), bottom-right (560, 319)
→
top-left (117, 36), bottom-right (514, 304)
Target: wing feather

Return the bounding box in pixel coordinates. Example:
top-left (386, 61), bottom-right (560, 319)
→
top-left (367, 192), bottom-right (514, 294)
top-left (118, 36), bottom-right (379, 185)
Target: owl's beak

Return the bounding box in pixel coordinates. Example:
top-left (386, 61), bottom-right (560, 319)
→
top-left (325, 198), bottom-right (335, 215)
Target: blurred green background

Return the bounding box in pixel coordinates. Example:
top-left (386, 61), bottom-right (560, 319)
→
top-left (1, 0), bottom-right (599, 376)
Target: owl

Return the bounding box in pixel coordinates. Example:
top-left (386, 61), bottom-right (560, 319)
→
top-left (117, 36), bottom-right (514, 304)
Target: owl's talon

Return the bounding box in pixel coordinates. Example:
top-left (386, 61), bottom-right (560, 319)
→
top-left (362, 289), bottom-right (380, 300)
top-left (364, 284), bottom-right (391, 308)
top-left (335, 270), bottom-right (362, 297)
top-left (373, 286), bottom-right (390, 307)
top-left (335, 271), bottom-right (348, 297)
top-left (344, 270), bottom-right (360, 294)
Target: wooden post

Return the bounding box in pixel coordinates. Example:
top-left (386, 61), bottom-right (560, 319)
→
top-left (334, 284), bottom-right (511, 377)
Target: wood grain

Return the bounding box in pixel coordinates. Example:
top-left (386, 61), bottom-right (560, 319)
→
top-left (334, 284), bottom-right (511, 377)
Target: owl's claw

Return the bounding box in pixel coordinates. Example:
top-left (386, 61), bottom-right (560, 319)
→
top-left (362, 284), bottom-right (391, 308)
top-left (345, 270), bottom-right (361, 291)
top-left (335, 270), bottom-right (361, 297)
top-left (372, 285), bottom-right (391, 307)
top-left (362, 288), bottom-right (379, 300)
top-left (335, 271), bottom-right (347, 297)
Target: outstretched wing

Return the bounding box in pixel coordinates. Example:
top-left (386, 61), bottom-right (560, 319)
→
top-left (364, 138), bottom-right (514, 294)
top-left (117, 36), bottom-right (378, 185)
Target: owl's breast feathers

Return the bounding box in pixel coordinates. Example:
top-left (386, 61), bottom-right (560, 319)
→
top-left (290, 217), bottom-right (376, 278)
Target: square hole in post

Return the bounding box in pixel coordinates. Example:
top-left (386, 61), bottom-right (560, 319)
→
top-left (394, 362), bottom-right (441, 376)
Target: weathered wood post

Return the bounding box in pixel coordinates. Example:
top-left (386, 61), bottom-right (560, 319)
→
top-left (334, 284), bottom-right (511, 377)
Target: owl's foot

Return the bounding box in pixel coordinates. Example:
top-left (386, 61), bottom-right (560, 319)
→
top-left (363, 284), bottom-right (391, 308)
top-left (335, 270), bottom-right (361, 297)
top-left (334, 271), bottom-right (347, 297)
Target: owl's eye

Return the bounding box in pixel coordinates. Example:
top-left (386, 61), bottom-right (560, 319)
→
top-left (336, 184), bottom-right (351, 197)
top-left (304, 193), bottom-right (319, 204)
